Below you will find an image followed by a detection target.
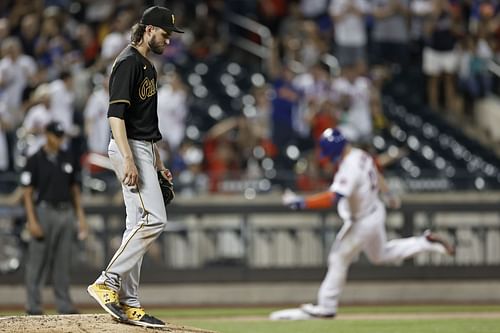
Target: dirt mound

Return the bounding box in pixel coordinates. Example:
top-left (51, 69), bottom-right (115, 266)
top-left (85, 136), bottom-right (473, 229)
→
top-left (0, 314), bottom-right (217, 333)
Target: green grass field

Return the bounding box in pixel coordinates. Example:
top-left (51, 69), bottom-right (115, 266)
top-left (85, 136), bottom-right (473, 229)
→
top-left (148, 305), bottom-right (500, 333)
top-left (178, 319), bottom-right (500, 333)
top-left (2, 305), bottom-right (499, 333)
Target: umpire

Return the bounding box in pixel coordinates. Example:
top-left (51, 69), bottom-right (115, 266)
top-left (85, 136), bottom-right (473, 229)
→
top-left (21, 120), bottom-right (87, 315)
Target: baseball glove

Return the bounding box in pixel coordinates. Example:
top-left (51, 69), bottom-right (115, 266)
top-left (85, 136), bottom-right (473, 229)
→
top-left (157, 170), bottom-right (175, 205)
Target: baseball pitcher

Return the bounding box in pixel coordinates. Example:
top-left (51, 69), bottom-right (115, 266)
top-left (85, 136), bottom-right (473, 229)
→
top-left (87, 6), bottom-right (182, 328)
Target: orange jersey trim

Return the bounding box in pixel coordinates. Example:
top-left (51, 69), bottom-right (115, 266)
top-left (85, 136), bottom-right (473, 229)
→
top-left (304, 191), bottom-right (336, 209)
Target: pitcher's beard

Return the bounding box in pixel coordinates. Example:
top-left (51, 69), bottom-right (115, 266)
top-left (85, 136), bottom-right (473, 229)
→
top-left (149, 37), bottom-right (165, 55)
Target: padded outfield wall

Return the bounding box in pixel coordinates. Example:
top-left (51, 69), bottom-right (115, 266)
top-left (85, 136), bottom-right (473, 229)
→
top-left (0, 192), bottom-right (499, 305)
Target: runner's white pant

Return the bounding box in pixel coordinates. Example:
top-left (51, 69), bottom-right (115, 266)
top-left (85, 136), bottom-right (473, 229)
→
top-left (95, 139), bottom-right (167, 307)
top-left (317, 200), bottom-right (443, 312)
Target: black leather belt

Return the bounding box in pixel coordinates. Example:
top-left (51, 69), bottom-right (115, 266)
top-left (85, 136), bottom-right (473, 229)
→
top-left (38, 201), bottom-right (72, 210)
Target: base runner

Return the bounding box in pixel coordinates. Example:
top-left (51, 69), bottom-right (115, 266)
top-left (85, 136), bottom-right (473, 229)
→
top-left (270, 128), bottom-right (454, 320)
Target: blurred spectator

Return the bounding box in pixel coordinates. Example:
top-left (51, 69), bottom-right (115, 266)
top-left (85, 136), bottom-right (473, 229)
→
top-left (409, 0), bottom-right (434, 63)
top-left (172, 140), bottom-right (208, 196)
top-left (271, 69), bottom-right (303, 180)
top-left (0, 17), bottom-right (10, 41)
top-left (83, 74), bottom-right (109, 155)
top-left (278, 1), bottom-right (303, 40)
top-left (0, 36), bottom-right (37, 127)
top-left (75, 23), bottom-right (100, 68)
top-left (157, 71), bottom-right (189, 160)
top-left (332, 62), bottom-right (374, 143)
top-left (49, 70), bottom-right (76, 139)
top-left (293, 62), bottom-right (332, 141)
top-left (0, 102), bottom-right (10, 171)
top-left (278, 17), bottom-right (327, 67)
top-left (298, 20), bottom-right (328, 68)
top-left (162, 31), bottom-right (190, 65)
top-left (246, 85), bottom-right (274, 155)
top-left (257, 0), bottom-right (288, 34)
top-left (368, 65), bottom-right (389, 131)
top-left (203, 117), bottom-right (243, 191)
top-left (0, 0), bottom-right (499, 197)
top-left (189, 2), bottom-right (228, 60)
top-left (423, 0), bottom-right (462, 113)
top-left (299, 0), bottom-right (332, 35)
top-left (309, 99), bottom-right (338, 142)
top-left (267, 40), bottom-right (303, 173)
top-left (458, 33), bottom-right (494, 120)
top-left (294, 151), bottom-right (331, 191)
top-left (299, 0), bottom-right (329, 21)
top-left (19, 13), bottom-right (40, 57)
top-left (371, 0), bottom-right (411, 67)
top-left (20, 84), bottom-right (52, 157)
top-left (99, 8), bottom-right (134, 68)
top-left (34, 9), bottom-right (71, 75)
top-left (329, 0), bottom-right (370, 67)
top-left (84, 1), bottom-right (115, 25)
top-left (5, 0), bottom-right (42, 33)
top-left (469, 0), bottom-right (499, 36)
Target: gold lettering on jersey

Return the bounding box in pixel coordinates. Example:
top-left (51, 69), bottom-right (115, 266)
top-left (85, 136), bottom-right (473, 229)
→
top-left (138, 78), bottom-right (156, 100)
top-left (172, 14), bottom-right (175, 24)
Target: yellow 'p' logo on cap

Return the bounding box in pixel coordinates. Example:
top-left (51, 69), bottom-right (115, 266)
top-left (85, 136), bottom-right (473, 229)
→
top-left (172, 14), bottom-right (175, 24)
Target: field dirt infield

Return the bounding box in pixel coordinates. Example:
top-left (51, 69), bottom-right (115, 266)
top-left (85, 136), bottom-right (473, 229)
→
top-left (0, 314), bottom-right (217, 333)
top-left (1, 311), bottom-right (499, 332)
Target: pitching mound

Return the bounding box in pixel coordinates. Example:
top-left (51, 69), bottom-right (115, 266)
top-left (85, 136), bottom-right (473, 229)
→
top-left (0, 314), bottom-right (217, 333)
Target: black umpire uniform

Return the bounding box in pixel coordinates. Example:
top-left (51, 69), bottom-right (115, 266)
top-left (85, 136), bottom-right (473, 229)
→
top-left (21, 121), bottom-right (87, 315)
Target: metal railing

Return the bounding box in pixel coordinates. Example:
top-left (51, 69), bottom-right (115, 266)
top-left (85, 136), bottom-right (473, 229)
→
top-left (227, 12), bottom-right (273, 70)
top-left (488, 59), bottom-right (500, 79)
top-left (226, 11), bottom-right (340, 81)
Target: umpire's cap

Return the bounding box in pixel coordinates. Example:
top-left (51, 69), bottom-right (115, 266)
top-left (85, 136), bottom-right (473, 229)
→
top-left (141, 6), bottom-right (184, 33)
top-left (45, 121), bottom-right (65, 138)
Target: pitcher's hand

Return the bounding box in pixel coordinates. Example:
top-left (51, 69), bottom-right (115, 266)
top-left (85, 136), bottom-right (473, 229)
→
top-left (159, 168), bottom-right (173, 182)
top-left (123, 157), bottom-right (139, 187)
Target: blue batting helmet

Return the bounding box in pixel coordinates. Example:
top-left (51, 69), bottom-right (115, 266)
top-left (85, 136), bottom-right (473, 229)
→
top-left (319, 128), bottom-right (347, 162)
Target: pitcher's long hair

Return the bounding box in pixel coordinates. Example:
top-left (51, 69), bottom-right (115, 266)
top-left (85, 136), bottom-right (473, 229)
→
top-left (130, 23), bottom-right (146, 46)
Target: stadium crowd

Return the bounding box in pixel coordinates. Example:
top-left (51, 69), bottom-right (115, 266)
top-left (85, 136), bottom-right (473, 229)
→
top-left (0, 0), bottom-right (499, 195)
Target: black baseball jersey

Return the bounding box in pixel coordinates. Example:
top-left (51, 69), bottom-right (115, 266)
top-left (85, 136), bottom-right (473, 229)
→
top-left (20, 148), bottom-right (76, 205)
top-left (108, 45), bottom-right (162, 142)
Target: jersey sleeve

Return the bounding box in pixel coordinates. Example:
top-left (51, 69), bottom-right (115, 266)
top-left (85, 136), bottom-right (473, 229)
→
top-left (20, 154), bottom-right (37, 187)
top-left (64, 155), bottom-right (77, 185)
top-left (329, 163), bottom-right (359, 197)
top-left (108, 57), bottom-right (138, 107)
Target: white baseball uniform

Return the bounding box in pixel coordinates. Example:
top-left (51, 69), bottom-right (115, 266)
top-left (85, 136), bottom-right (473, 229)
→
top-left (317, 147), bottom-right (446, 312)
top-left (83, 87), bottom-right (110, 155)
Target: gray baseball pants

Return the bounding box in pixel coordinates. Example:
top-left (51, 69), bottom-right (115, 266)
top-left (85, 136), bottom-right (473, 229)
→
top-left (317, 200), bottom-right (447, 312)
top-left (94, 139), bottom-right (167, 308)
top-left (25, 203), bottom-right (76, 314)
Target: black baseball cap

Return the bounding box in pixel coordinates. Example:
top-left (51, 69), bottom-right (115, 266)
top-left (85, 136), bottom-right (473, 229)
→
top-left (140, 6), bottom-right (184, 33)
top-left (46, 121), bottom-right (65, 137)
